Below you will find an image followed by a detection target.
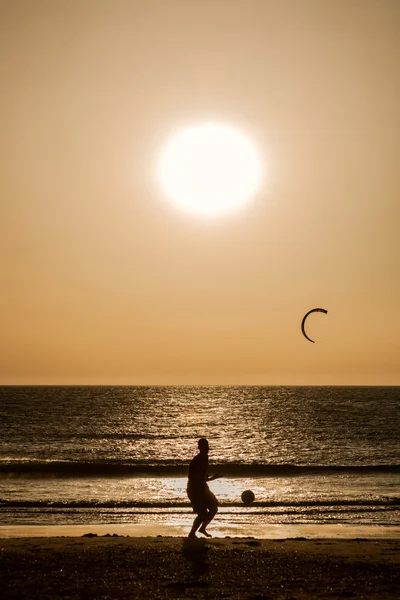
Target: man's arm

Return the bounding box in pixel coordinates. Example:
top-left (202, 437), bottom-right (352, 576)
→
top-left (207, 473), bottom-right (222, 481)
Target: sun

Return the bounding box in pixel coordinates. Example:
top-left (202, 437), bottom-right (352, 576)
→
top-left (158, 123), bottom-right (262, 216)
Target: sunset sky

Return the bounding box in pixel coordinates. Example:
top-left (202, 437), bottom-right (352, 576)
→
top-left (1, 0), bottom-right (399, 385)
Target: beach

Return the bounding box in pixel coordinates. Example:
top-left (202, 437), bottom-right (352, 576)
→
top-left (1, 386), bottom-right (399, 597)
top-left (1, 531), bottom-right (399, 599)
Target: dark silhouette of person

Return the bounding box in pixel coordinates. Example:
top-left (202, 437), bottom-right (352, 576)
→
top-left (187, 438), bottom-right (220, 538)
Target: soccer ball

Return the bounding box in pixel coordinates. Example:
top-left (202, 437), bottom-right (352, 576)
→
top-left (241, 490), bottom-right (255, 505)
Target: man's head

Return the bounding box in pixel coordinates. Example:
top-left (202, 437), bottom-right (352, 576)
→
top-left (197, 438), bottom-right (209, 454)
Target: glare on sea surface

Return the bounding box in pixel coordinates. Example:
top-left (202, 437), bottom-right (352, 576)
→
top-left (158, 124), bottom-right (263, 216)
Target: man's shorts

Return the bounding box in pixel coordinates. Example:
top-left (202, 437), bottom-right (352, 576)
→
top-left (187, 485), bottom-right (218, 516)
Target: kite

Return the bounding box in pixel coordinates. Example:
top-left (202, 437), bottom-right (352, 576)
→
top-left (301, 308), bottom-right (328, 343)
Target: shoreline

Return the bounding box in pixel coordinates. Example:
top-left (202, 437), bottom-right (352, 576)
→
top-left (1, 535), bottom-right (399, 599)
top-left (1, 522), bottom-right (400, 539)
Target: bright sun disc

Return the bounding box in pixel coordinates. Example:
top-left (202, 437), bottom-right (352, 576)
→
top-left (158, 124), bottom-right (262, 216)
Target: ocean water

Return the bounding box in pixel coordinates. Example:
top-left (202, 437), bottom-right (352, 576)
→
top-left (0, 386), bottom-right (399, 530)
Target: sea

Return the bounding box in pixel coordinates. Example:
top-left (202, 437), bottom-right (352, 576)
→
top-left (0, 386), bottom-right (399, 534)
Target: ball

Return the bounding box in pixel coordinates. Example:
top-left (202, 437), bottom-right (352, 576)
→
top-left (241, 490), bottom-right (255, 505)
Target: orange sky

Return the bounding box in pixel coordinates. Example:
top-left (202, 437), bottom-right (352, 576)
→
top-left (1, 0), bottom-right (399, 385)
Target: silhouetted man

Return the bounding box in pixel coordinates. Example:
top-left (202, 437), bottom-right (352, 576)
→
top-left (187, 438), bottom-right (220, 538)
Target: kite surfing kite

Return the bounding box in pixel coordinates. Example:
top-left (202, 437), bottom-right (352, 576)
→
top-left (301, 308), bottom-right (328, 343)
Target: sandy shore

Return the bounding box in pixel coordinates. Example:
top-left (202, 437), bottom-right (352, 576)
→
top-left (1, 523), bottom-right (400, 539)
top-left (1, 535), bottom-right (399, 599)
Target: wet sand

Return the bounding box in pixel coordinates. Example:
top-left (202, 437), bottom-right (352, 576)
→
top-left (1, 522), bottom-right (400, 539)
top-left (1, 535), bottom-right (399, 599)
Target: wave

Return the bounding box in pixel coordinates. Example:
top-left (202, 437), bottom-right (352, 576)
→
top-left (0, 460), bottom-right (399, 477)
top-left (1, 498), bottom-right (399, 510)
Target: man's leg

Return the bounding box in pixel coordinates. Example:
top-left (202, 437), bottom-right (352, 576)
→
top-left (198, 492), bottom-right (218, 537)
top-left (188, 514), bottom-right (203, 538)
top-left (188, 507), bottom-right (208, 538)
